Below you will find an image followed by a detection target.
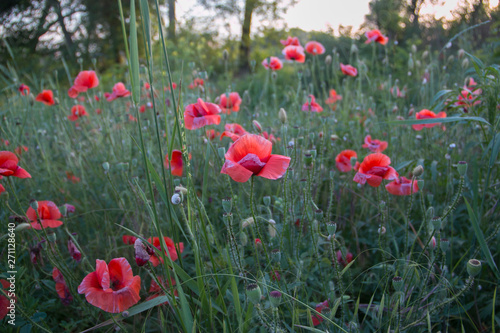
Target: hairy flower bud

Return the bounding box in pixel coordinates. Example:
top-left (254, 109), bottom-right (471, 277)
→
top-left (278, 108), bottom-right (287, 124)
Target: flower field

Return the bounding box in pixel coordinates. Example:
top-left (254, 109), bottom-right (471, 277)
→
top-left (0, 1), bottom-right (499, 332)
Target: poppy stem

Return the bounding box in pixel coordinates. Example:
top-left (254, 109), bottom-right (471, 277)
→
top-left (250, 176), bottom-right (270, 267)
top-left (405, 176), bottom-right (416, 256)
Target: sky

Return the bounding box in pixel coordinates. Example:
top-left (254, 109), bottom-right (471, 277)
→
top-left (177, 0), bottom-right (499, 35)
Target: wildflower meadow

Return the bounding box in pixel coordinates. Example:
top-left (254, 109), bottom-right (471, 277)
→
top-left (0, 0), bottom-right (500, 332)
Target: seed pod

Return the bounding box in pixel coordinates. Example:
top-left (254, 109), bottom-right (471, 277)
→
top-left (327, 222), bottom-right (337, 236)
top-left (457, 161), bottom-right (467, 176)
top-left (440, 238), bottom-right (450, 252)
top-left (269, 290), bottom-right (282, 307)
top-left (392, 276), bottom-right (404, 292)
top-left (467, 259), bottom-right (482, 277)
top-left (222, 197), bottom-right (232, 213)
top-left (246, 283), bottom-right (262, 304)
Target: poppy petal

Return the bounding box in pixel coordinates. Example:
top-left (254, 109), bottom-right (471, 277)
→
top-left (257, 154), bottom-right (291, 180)
top-left (221, 160), bottom-right (254, 183)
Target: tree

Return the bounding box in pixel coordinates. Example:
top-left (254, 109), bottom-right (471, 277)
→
top-left (167, 0), bottom-right (176, 42)
top-left (198, 0), bottom-right (297, 72)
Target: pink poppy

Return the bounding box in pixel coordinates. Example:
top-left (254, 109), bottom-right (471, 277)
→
top-left (302, 95), bottom-right (323, 112)
top-left (220, 134), bottom-right (291, 182)
top-left (311, 300), bottom-right (329, 326)
top-left (68, 105), bottom-right (88, 121)
top-left (365, 29), bottom-right (389, 45)
top-left (78, 258), bottom-right (141, 313)
top-left (68, 71), bottom-right (99, 98)
top-left (18, 84), bottom-right (30, 96)
top-left (353, 153), bottom-right (398, 187)
top-left (411, 109), bottom-right (447, 131)
top-left (305, 41), bottom-right (325, 55)
top-left (335, 150), bottom-right (357, 172)
top-left (220, 123), bottom-right (247, 141)
top-left (219, 92), bottom-right (242, 114)
top-left (325, 89), bottom-right (342, 105)
top-left (26, 200), bottom-right (63, 230)
top-left (147, 236), bottom-right (185, 267)
top-left (164, 150), bottom-right (184, 177)
top-left (280, 36), bottom-right (301, 46)
top-left (262, 57), bottom-right (283, 71)
top-left (340, 63), bottom-right (357, 77)
top-left (35, 90), bottom-right (55, 105)
top-left (386, 176), bottom-right (419, 196)
top-left (282, 45), bottom-right (306, 63)
top-left (53, 268), bottom-right (73, 305)
top-left (0, 151), bottom-right (31, 178)
top-left (184, 98), bottom-right (221, 130)
top-left (362, 135), bottom-right (388, 153)
top-left (105, 82), bottom-right (131, 102)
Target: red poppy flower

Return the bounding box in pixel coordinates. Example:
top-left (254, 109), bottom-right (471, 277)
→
top-left (353, 153), bottom-right (398, 187)
top-left (336, 250), bottom-right (353, 267)
top-left (282, 45), bottom-right (306, 63)
top-left (206, 129), bottom-right (220, 141)
top-left (14, 146), bottom-right (28, 156)
top-left (52, 267), bottom-right (73, 305)
top-left (164, 150), bottom-right (184, 177)
top-left (390, 86), bottom-right (405, 98)
top-left (164, 82), bottom-right (178, 91)
top-left (365, 29), bottom-right (389, 45)
top-left (340, 63), bottom-right (357, 77)
top-left (386, 176), bottom-right (419, 196)
top-left (262, 57), bottom-right (283, 71)
top-left (139, 105), bottom-right (146, 113)
top-left (128, 114), bottom-right (137, 122)
top-left (68, 240), bottom-right (82, 262)
top-left (0, 151), bottom-right (31, 178)
top-left (302, 95), bottom-right (323, 112)
top-left (262, 131), bottom-right (279, 144)
top-left (78, 258), bottom-right (141, 313)
top-left (35, 90), bottom-right (55, 105)
top-left (26, 200), bottom-right (63, 230)
top-left (280, 36), bottom-right (301, 46)
top-left (123, 235), bottom-right (138, 245)
top-left (1, 139), bottom-right (9, 146)
top-left (184, 98), bottom-right (221, 130)
top-left (411, 109), bottom-right (447, 131)
top-left (362, 135), bottom-right (388, 153)
top-left (311, 300), bottom-right (329, 326)
top-left (105, 82), bottom-right (131, 102)
top-left (219, 92), bottom-right (242, 114)
top-left (147, 236), bottom-right (184, 267)
top-left (325, 89), bottom-right (342, 105)
top-left (335, 150), bottom-right (357, 172)
top-left (188, 78), bottom-right (204, 89)
top-left (220, 123), bottom-right (247, 141)
top-left (65, 171), bottom-right (80, 183)
top-left (68, 71), bottom-right (99, 98)
top-left (305, 41), bottom-right (325, 55)
top-left (68, 105), bottom-right (88, 122)
top-left (455, 89), bottom-right (481, 112)
top-left (221, 134), bottom-right (291, 183)
top-left (18, 84), bottom-right (30, 96)
top-left (0, 279), bottom-right (13, 319)
top-left (146, 277), bottom-right (177, 304)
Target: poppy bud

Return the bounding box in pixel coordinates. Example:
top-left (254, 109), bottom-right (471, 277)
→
top-left (218, 147), bottom-right (226, 159)
top-left (278, 108), bottom-right (287, 124)
top-left (457, 49), bottom-right (465, 59)
top-left (175, 186), bottom-right (188, 194)
top-left (392, 276), bottom-right (404, 292)
top-left (15, 223), bottom-right (31, 231)
top-left (222, 197), bottom-right (232, 213)
top-left (171, 193), bottom-right (182, 205)
top-left (461, 58), bottom-right (469, 69)
top-left (422, 50), bottom-right (429, 59)
top-left (54, 97), bottom-right (60, 105)
top-left (271, 249), bottom-right (281, 263)
top-left (430, 236), bottom-right (437, 249)
top-left (122, 311), bottom-right (129, 318)
top-left (47, 232), bottom-right (57, 242)
top-left (29, 93), bottom-right (35, 106)
top-left (68, 240), bottom-right (82, 262)
top-left (467, 259), bottom-right (481, 277)
top-left (134, 238), bottom-right (151, 266)
top-left (315, 209), bottom-right (323, 221)
top-left (350, 43), bottom-right (358, 54)
top-left (30, 199), bottom-right (38, 210)
top-left (239, 231), bottom-right (248, 246)
top-left (327, 222), bottom-right (337, 236)
top-left (431, 217), bottom-right (441, 230)
top-left (252, 120), bottom-right (262, 133)
top-left (246, 283), bottom-right (262, 304)
top-left (102, 162), bottom-right (110, 173)
top-left (378, 226), bottom-right (386, 235)
top-left (269, 290), bottom-right (282, 307)
top-left (447, 55), bottom-right (454, 63)
top-left (330, 134), bottom-right (339, 141)
top-left (325, 55), bottom-right (332, 65)
top-left (222, 49), bottom-right (229, 61)
top-left (412, 165), bottom-right (424, 177)
top-left (263, 196), bottom-right (271, 207)
top-left (440, 238), bottom-right (449, 252)
top-left (457, 161), bottom-right (467, 177)
top-left (268, 223), bottom-right (277, 238)
top-left (408, 53), bottom-right (414, 70)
